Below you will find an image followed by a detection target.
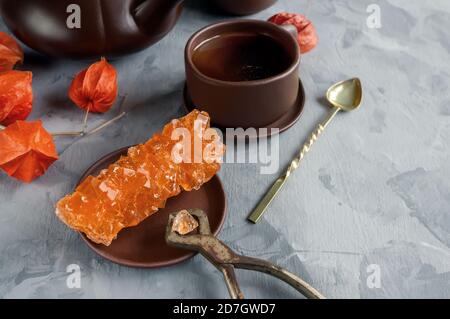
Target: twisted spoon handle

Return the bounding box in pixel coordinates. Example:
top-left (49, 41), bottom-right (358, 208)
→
top-left (248, 106), bottom-right (341, 223)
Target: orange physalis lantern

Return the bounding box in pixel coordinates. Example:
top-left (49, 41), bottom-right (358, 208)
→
top-left (69, 57), bottom-right (118, 113)
top-left (0, 70), bottom-right (33, 126)
top-left (0, 32), bottom-right (24, 72)
top-left (0, 120), bottom-right (59, 183)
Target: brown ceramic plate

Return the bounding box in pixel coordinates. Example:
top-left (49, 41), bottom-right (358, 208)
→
top-left (183, 78), bottom-right (305, 138)
top-left (77, 147), bottom-right (227, 268)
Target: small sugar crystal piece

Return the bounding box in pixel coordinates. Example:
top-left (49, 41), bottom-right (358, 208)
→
top-left (55, 110), bottom-right (224, 246)
top-left (171, 210), bottom-right (199, 235)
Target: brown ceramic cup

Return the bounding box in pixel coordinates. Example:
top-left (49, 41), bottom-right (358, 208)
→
top-left (185, 20), bottom-right (300, 128)
top-left (212, 0), bottom-right (278, 16)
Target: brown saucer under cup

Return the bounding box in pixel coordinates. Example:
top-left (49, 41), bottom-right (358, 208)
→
top-left (185, 19), bottom-right (300, 129)
top-left (182, 78), bottom-right (305, 138)
top-left (78, 147), bottom-right (227, 268)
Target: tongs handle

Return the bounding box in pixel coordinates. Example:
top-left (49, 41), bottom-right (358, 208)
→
top-left (221, 265), bottom-right (244, 299)
top-left (166, 209), bottom-right (325, 299)
top-left (234, 256), bottom-right (325, 299)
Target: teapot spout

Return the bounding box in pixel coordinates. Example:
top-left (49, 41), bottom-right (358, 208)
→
top-left (134, 0), bottom-right (184, 39)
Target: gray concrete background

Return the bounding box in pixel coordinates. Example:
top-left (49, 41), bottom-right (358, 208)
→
top-left (1, 0), bottom-right (449, 298)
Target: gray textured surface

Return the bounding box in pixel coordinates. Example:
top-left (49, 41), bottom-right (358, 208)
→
top-left (0, 0), bottom-right (449, 299)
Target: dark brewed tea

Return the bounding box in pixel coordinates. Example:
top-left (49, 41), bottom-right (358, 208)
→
top-left (192, 32), bottom-right (292, 82)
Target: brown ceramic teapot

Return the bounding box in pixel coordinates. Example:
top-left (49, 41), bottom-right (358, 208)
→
top-left (212, 0), bottom-right (278, 15)
top-left (0, 0), bottom-right (184, 58)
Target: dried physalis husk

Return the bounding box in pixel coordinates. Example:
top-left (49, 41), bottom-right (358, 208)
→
top-left (69, 57), bottom-right (118, 113)
top-left (0, 120), bottom-right (58, 183)
top-left (268, 12), bottom-right (318, 54)
top-left (0, 70), bottom-right (33, 126)
top-left (0, 32), bottom-right (24, 72)
top-left (172, 210), bottom-right (199, 235)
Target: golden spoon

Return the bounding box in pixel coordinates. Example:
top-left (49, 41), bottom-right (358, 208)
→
top-left (248, 78), bottom-right (363, 223)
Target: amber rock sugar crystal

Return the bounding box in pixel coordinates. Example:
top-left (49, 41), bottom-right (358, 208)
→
top-left (56, 110), bottom-right (224, 246)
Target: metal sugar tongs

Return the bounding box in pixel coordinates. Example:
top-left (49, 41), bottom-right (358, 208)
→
top-left (166, 209), bottom-right (325, 299)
